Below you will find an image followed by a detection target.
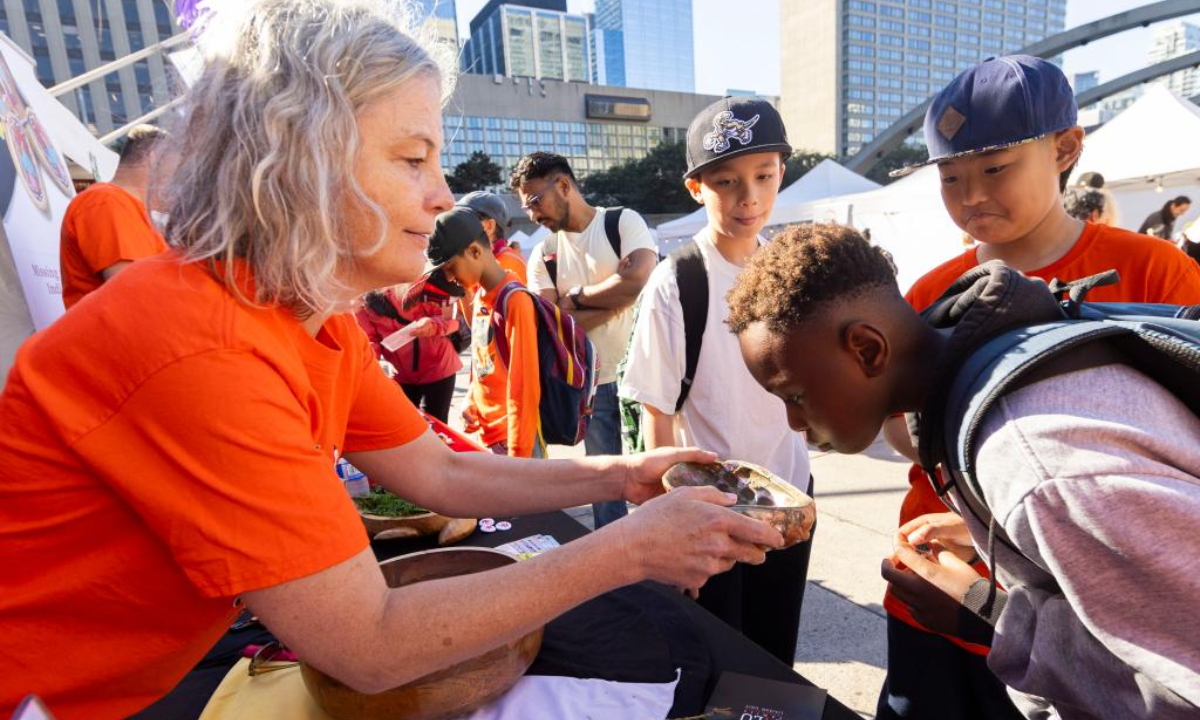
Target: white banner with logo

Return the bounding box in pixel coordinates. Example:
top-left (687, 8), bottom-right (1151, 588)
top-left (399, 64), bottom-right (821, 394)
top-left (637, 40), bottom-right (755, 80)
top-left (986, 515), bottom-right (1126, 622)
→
top-left (0, 34), bottom-right (119, 330)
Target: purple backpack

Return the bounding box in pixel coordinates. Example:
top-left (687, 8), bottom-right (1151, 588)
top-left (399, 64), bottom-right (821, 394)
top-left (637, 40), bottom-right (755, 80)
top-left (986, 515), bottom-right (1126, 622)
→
top-left (491, 282), bottom-right (599, 446)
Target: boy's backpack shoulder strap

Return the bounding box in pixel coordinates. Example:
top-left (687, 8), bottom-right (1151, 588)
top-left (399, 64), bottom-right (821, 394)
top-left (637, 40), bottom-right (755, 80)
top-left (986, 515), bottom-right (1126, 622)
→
top-left (604, 206), bottom-right (624, 260)
top-left (490, 281), bottom-right (533, 368)
top-left (669, 241), bottom-right (708, 412)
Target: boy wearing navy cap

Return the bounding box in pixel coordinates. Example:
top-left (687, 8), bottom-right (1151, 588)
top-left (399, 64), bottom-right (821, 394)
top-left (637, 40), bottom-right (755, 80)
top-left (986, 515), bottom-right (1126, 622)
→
top-left (618, 97), bottom-right (814, 663)
top-left (877, 55), bottom-right (1200, 720)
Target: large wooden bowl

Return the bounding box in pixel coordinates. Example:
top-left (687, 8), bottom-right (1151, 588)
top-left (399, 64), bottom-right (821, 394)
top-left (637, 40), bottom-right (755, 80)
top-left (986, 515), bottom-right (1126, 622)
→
top-left (663, 460), bottom-right (816, 549)
top-left (299, 547), bottom-right (543, 720)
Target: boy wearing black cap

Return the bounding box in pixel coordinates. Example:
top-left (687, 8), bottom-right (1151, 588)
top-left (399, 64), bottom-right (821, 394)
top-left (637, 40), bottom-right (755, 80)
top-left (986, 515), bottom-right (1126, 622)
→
top-left (618, 97), bottom-right (813, 663)
top-left (427, 208), bottom-right (544, 458)
top-left (456, 191), bottom-right (528, 285)
top-left (878, 55), bottom-right (1200, 720)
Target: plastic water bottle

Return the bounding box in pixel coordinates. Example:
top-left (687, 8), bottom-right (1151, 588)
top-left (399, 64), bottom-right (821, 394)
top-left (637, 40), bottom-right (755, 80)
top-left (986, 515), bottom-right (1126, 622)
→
top-left (337, 458), bottom-right (370, 497)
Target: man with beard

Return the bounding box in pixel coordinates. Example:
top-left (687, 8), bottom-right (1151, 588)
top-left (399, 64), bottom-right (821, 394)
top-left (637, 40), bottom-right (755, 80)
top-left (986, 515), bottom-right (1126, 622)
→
top-left (511, 152), bottom-right (658, 527)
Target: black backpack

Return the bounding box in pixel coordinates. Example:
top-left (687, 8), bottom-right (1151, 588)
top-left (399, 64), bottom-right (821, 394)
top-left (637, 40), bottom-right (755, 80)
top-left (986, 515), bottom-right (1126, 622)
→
top-left (617, 241), bottom-right (709, 454)
top-left (914, 261), bottom-right (1200, 616)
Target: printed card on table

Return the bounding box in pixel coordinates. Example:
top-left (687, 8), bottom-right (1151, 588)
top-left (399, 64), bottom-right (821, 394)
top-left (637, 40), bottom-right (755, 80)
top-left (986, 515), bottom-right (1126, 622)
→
top-left (704, 671), bottom-right (827, 720)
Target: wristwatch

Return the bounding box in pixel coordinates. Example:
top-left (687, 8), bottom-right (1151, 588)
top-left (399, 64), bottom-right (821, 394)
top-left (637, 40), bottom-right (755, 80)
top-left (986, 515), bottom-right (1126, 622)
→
top-left (567, 285), bottom-right (586, 310)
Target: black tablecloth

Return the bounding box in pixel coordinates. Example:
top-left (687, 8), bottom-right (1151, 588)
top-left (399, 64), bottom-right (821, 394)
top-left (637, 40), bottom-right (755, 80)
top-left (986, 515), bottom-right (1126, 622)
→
top-left (131, 511), bottom-right (858, 720)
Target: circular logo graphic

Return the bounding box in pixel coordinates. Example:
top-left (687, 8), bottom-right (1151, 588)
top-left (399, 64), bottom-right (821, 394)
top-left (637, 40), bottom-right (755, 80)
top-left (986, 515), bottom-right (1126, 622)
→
top-left (8, 114), bottom-right (48, 212)
top-left (25, 109), bottom-right (72, 196)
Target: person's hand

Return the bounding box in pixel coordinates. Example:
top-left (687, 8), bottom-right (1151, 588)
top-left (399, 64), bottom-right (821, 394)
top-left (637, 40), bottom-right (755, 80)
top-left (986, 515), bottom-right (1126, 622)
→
top-left (611, 486), bottom-right (784, 593)
top-left (892, 528), bottom-right (981, 601)
top-left (899, 512), bottom-right (977, 564)
top-left (880, 557), bottom-right (966, 636)
top-left (461, 404), bottom-right (481, 434)
top-left (409, 317), bottom-right (438, 337)
top-left (618, 446), bottom-right (719, 505)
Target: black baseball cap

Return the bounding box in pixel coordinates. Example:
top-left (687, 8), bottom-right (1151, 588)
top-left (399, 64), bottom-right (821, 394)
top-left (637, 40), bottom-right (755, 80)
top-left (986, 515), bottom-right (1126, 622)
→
top-left (685, 97), bottom-right (792, 179)
top-left (426, 207), bottom-right (489, 269)
top-left (892, 55), bottom-right (1078, 178)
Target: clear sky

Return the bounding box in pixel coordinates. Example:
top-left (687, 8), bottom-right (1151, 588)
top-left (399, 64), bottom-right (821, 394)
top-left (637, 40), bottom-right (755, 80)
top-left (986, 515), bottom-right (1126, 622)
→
top-left (451, 0), bottom-right (1200, 96)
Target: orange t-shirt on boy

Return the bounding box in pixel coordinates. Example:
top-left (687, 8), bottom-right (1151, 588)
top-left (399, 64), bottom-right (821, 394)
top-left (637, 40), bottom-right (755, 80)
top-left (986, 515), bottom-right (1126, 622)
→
top-left (0, 252), bottom-right (428, 720)
top-left (59, 182), bottom-right (168, 308)
top-left (468, 271), bottom-right (543, 457)
top-left (887, 222), bottom-right (1200, 654)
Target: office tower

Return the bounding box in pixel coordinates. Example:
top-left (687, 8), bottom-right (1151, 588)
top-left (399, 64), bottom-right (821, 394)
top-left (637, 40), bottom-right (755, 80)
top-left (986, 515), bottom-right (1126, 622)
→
top-left (1073, 70), bottom-right (1099, 94)
top-left (461, 0), bottom-right (591, 83)
top-left (592, 0), bottom-right (693, 93)
top-left (415, 0), bottom-right (459, 50)
top-left (1148, 20), bottom-right (1200, 99)
top-left (0, 0), bottom-right (179, 135)
top-left (780, 0), bottom-right (1067, 157)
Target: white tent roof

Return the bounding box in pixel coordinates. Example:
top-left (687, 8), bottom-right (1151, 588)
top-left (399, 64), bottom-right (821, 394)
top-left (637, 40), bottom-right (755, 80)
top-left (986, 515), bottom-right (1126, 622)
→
top-left (791, 165), bottom-right (965, 293)
top-left (1071, 85), bottom-right (1200, 187)
top-left (655, 159), bottom-right (880, 243)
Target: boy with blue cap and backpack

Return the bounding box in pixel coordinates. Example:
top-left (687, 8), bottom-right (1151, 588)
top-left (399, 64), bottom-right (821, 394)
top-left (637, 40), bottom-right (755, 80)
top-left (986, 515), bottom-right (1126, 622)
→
top-left (727, 222), bottom-right (1200, 720)
top-left (618, 97), bottom-right (813, 664)
top-left (873, 55), bottom-right (1200, 719)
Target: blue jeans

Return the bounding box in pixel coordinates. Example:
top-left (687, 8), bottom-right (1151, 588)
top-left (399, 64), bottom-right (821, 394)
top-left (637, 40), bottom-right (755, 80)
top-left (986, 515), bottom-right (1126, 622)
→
top-left (585, 382), bottom-right (628, 528)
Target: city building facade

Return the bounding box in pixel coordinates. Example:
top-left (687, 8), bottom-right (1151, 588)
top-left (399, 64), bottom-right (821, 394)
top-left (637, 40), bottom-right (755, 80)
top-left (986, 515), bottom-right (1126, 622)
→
top-left (779, 0), bottom-right (1067, 158)
top-left (591, 0), bottom-right (694, 93)
top-left (461, 0), bottom-right (592, 84)
top-left (440, 72), bottom-right (719, 178)
top-left (416, 0), bottom-right (459, 51)
top-left (1148, 20), bottom-right (1200, 99)
top-left (0, 0), bottom-right (179, 135)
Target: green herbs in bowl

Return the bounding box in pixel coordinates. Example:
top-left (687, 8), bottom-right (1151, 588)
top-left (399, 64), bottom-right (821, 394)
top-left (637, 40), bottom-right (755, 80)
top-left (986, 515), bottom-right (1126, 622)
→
top-left (353, 487), bottom-right (428, 518)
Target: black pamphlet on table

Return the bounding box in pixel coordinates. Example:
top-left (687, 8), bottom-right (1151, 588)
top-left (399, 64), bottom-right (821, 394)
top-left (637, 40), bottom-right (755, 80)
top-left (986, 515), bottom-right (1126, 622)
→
top-left (705, 671), bottom-right (827, 720)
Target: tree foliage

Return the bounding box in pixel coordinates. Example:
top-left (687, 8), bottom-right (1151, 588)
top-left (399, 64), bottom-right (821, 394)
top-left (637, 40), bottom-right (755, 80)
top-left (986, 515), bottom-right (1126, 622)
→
top-left (581, 141), bottom-right (694, 214)
top-left (783, 150), bottom-right (836, 188)
top-left (446, 150), bottom-right (503, 193)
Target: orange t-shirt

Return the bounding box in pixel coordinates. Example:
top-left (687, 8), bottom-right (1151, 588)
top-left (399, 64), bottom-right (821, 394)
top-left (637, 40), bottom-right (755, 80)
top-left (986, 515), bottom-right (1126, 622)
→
top-left (497, 246), bottom-right (529, 286)
top-left (886, 222), bottom-right (1200, 653)
top-left (59, 182), bottom-right (168, 309)
top-left (468, 273), bottom-right (542, 457)
top-left (0, 253), bottom-right (428, 720)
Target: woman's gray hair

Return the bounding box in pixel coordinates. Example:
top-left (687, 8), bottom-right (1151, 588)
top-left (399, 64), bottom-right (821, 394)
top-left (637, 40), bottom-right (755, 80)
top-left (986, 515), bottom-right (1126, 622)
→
top-left (165, 0), bottom-right (453, 315)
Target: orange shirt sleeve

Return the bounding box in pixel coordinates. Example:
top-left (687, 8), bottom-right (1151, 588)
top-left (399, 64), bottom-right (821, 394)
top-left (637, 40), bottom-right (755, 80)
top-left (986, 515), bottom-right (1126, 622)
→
top-left (499, 249), bottom-right (529, 287)
top-left (344, 333), bottom-right (431, 452)
top-left (503, 291), bottom-right (541, 457)
top-left (70, 349), bottom-right (370, 599)
top-left (72, 194), bottom-right (165, 274)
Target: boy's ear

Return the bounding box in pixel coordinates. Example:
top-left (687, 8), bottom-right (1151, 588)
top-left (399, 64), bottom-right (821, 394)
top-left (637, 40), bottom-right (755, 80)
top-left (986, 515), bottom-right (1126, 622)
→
top-left (685, 177), bottom-right (704, 205)
top-left (1053, 127), bottom-right (1085, 173)
top-left (842, 321), bottom-right (889, 378)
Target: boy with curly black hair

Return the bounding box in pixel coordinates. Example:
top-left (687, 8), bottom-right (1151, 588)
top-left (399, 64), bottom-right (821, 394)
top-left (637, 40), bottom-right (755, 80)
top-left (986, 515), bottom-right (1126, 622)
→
top-left (727, 223), bottom-right (1200, 720)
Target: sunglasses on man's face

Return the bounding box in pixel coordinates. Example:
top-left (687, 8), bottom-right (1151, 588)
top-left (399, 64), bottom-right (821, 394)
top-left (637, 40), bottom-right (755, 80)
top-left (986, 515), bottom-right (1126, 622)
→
top-left (521, 192), bottom-right (546, 213)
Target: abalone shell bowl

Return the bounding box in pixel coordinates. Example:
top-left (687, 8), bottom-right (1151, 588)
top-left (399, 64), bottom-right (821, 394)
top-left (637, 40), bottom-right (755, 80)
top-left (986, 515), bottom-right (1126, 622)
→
top-left (299, 547), bottom-right (543, 720)
top-left (662, 460), bottom-right (816, 549)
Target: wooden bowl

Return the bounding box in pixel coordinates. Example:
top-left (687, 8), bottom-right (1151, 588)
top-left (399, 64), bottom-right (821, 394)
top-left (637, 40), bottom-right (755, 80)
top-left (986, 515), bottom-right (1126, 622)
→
top-left (663, 460), bottom-right (816, 549)
top-left (299, 547), bottom-right (543, 720)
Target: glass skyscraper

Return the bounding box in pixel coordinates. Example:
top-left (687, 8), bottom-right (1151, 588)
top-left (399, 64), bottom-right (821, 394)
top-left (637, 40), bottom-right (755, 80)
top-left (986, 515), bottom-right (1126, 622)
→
top-left (462, 0), bottom-right (592, 83)
top-left (592, 0), bottom-right (694, 93)
top-left (780, 0), bottom-right (1067, 158)
top-left (414, 0), bottom-right (459, 50)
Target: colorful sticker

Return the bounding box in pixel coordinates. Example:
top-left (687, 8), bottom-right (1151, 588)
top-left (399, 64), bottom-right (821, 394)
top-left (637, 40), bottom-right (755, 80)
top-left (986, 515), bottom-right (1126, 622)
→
top-left (26, 110), bottom-right (72, 196)
top-left (0, 55), bottom-right (26, 119)
top-left (8, 115), bottom-right (48, 212)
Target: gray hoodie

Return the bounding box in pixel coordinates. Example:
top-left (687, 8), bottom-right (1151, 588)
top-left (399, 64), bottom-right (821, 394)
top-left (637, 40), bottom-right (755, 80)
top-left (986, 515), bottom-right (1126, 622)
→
top-left (959, 362), bottom-right (1200, 719)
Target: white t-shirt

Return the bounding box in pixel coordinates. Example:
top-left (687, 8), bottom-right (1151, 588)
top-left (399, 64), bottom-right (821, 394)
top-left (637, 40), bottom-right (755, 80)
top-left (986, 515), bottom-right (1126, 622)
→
top-left (528, 207), bottom-right (657, 385)
top-left (617, 228), bottom-right (811, 488)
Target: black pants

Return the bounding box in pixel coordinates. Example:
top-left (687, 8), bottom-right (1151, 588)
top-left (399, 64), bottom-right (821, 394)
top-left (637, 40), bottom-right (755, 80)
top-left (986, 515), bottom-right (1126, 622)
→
top-left (875, 615), bottom-right (1025, 720)
top-left (696, 476), bottom-right (815, 665)
top-left (401, 374), bottom-right (456, 424)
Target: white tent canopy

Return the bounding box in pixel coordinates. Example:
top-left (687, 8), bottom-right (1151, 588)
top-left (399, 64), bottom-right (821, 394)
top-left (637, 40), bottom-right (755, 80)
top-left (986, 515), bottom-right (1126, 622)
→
top-left (655, 159), bottom-right (880, 248)
top-left (1069, 85), bottom-right (1200, 234)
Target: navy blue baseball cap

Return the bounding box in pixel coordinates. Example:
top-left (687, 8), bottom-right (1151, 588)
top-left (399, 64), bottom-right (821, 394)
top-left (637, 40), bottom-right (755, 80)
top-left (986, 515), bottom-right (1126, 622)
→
top-left (891, 55), bottom-right (1078, 178)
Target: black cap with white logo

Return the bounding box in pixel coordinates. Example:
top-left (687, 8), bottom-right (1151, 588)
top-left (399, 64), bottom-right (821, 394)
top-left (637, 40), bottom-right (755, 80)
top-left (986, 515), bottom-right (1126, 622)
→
top-left (685, 97), bottom-right (792, 179)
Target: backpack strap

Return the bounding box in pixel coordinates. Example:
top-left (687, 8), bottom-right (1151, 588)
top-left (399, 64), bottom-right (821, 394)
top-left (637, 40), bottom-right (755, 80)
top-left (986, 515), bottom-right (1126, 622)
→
top-left (604, 207), bottom-right (624, 261)
top-left (489, 281), bottom-right (527, 369)
top-left (669, 241), bottom-right (708, 412)
top-left (541, 235), bottom-right (559, 290)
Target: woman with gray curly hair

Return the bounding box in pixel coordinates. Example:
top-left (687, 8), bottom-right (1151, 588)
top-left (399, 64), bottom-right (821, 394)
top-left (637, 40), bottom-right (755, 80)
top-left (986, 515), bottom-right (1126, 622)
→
top-left (0, 2), bottom-right (782, 717)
